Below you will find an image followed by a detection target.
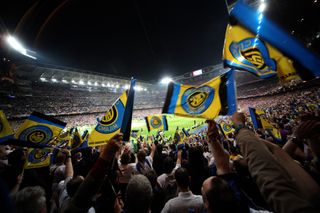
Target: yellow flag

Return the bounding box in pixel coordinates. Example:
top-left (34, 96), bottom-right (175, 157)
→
top-left (145, 115), bottom-right (168, 132)
top-left (15, 112), bottom-right (66, 146)
top-left (0, 110), bottom-right (14, 143)
top-left (249, 107), bottom-right (282, 142)
top-left (89, 91), bottom-right (127, 146)
top-left (219, 120), bottom-right (235, 136)
top-left (24, 148), bottom-right (53, 169)
top-left (223, 24), bottom-right (300, 82)
top-left (162, 71), bottom-right (236, 119)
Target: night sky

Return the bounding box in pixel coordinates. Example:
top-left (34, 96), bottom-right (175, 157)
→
top-left (0, 0), bottom-right (319, 81)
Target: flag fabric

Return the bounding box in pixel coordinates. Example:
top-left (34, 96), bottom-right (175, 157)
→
top-left (89, 79), bottom-right (136, 146)
top-left (218, 120), bottom-right (235, 137)
top-left (162, 70), bottom-right (237, 119)
top-left (120, 79), bottom-right (136, 141)
top-left (145, 115), bottom-right (168, 132)
top-left (223, 24), bottom-right (300, 82)
top-left (0, 110), bottom-right (14, 143)
top-left (15, 112), bottom-right (66, 146)
top-left (70, 128), bottom-right (83, 150)
top-left (24, 148), bottom-right (53, 169)
top-left (249, 107), bottom-right (282, 142)
top-left (226, 1), bottom-right (320, 80)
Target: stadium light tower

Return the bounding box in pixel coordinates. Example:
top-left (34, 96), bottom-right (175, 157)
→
top-left (5, 35), bottom-right (37, 59)
top-left (160, 77), bottom-right (173, 84)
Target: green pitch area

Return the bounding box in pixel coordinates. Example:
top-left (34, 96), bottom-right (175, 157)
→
top-left (131, 114), bottom-right (206, 138)
top-left (77, 115), bottom-right (206, 139)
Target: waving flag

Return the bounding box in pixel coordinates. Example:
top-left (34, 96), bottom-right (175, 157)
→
top-left (145, 115), bottom-right (168, 132)
top-left (89, 79), bottom-right (136, 146)
top-left (15, 112), bottom-right (66, 146)
top-left (24, 148), bottom-right (53, 169)
top-left (223, 24), bottom-right (299, 81)
top-left (218, 120), bottom-right (235, 137)
top-left (0, 110), bottom-right (14, 143)
top-left (162, 70), bottom-right (236, 119)
top-left (249, 107), bottom-right (282, 142)
top-left (224, 1), bottom-right (320, 81)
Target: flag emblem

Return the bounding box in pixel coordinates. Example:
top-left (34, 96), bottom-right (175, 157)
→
top-left (19, 125), bottom-right (53, 144)
top-left (182, 86), bottom-right (214, 115)
top-left (222, 123), bottom-right (233, 133)
top-left (101, 105), bottom-right (118, 125)
top-left (28, 148), bottom-right (51, 164)
top-left (150, 116), bottom-right (162, 129)
top-left (229, 38), bottom-right (276, 76)
top-left (95, 100), bottom-right (125, 134)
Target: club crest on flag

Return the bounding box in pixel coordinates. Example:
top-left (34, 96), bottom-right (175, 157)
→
top-left (18, 125), bottom-right (53, 144)
top-left (181, 86), bottom-right (214, 115)
top-left (150, 116), bottom-right (162, 129)
top-left (95, 100), bottom-right (125, 134)
top-left (222, 123), bottom-right (233, 133)
top-left (28, 148), bottom-right (51, 164)
top-left (229, 38), bottom-right (277, 76)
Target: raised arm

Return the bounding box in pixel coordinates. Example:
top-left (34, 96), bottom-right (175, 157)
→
top-left (149, 142), bottom-right (156, 160)
top-left (206, 120), bottom-right (231, 175)
top-left (66, 133), bottom-right (123, 212)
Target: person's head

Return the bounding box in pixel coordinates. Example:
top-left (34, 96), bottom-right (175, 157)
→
top-left (55, 151), bottom-right (66, 165)
top-left (14, 186), bottom-right (47, 213)
top-left (66, 175), bottom-right (84, 198)
top-left (137, 150), bottom-right (146, 163)
top-left (120, 152), bottom-right (131, 165)
top-left (74, 152), bottom-right (82, 161)
top-left (201, 177), bottom-right (248, 213)
top-left (126, 175), bottom-right (153, 213)
top-left (163, 156), bottom-right (175, 174)
top-left (144, 170), bottom-right (158, 188)
top-left (174, 167), bottom-right (189, 190)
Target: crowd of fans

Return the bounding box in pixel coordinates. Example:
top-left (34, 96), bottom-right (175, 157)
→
top-left (1, 75), bottom-right (320, 213)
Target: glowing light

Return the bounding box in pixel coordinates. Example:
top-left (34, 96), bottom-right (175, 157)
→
top-left (71, 79), bottom-right (76, 84)
top-left (160, 77), bottom-right (172, 84)
top-left (51, 78), bottom-right (58, 83)
top-left (40, 77), bottom-right (47, 82)
top-left (5, 35), bottom-right (37, 59)
top-left (62, 79), bottom-right (68, 83)
top-left (87, 81), bottom-right (92, 85)
top-left (94, 82), bottom-right (99, 86)
top-left (102, 83), bottom-right (106, 87)
top-left (79, 80), bottom-right (85, 85)
top-left (258, 3), bottom-right (266, 13)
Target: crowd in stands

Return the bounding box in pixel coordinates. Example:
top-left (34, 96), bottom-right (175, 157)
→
top-left (1, 99), bottom-right (320, 212)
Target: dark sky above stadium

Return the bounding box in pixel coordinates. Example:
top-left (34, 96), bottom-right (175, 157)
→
top-left (0, 0), bottom-right (319, 81)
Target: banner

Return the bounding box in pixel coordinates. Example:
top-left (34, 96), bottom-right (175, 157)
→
top-left (227, 1), bottom-right (320, 80)
top-left (223, 24), bottom-right (300, 82)
top-left (145, 115), bottom-right (168, 132)
top-left (15, 112), bottom-right (66, 146)
top-left (162, 70), bottom-right (237, 119)
top-left (218, 120), bottom-right (235, 137)
top-left (89, 79), bottom-right (135, 146)
top-left (0, 110), bottom-right (14, 143)
top-left (24, 148), bottom-right (53, 169)
top-left (249, 107), bottom-right (281, 142)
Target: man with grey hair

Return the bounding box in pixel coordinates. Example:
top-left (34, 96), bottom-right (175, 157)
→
top-left (126, 174), bottom-right (153, 213)
top-left (13, 186), bottom-right (47, 213)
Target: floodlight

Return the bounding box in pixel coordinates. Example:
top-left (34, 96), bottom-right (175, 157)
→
top-left (160, 77), bottom-right (172, 84)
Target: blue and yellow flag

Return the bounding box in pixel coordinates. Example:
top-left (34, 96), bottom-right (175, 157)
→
top-left (249, 107), bottom-right (282, 142)
top-left (24, 148), bottom-right (53, 169)
top-left (89, 79), bottom-right (136, 146)
top-left (223, 24), bottom-right (299, 82)
top-left (0, 110), bottom-right (14, 143)
top-left (15, 112), bottom-right (66, 146)
top-left (226, 1), bottom-right (320, 80)
top-left (145, 115), bottom-right (168, 132)
top-left (218, 120), bottom-right (235, 137)
top-left (162, 70), bottom-right (236, 119)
